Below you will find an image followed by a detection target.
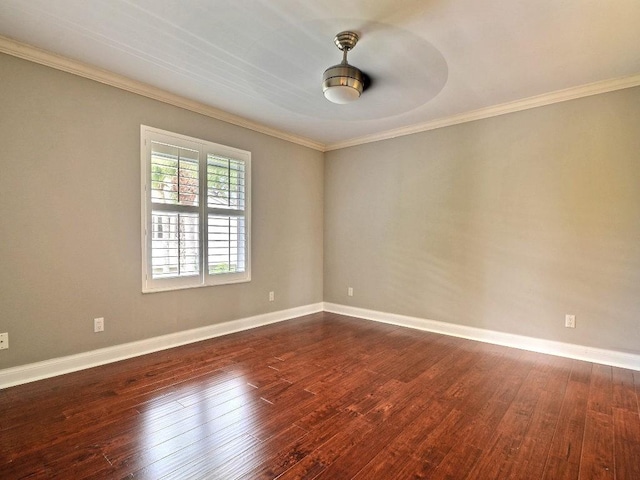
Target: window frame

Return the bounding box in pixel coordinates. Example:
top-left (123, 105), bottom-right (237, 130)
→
top-left (141, 125), bottom-right (251, 293)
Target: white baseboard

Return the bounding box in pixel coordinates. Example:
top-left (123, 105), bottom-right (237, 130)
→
top-left (3, 301), bottom-right (637, 389)
top-left (323, 303), bottom-right (640, 371)
top-left (0, 303), bottom-right (324, 389)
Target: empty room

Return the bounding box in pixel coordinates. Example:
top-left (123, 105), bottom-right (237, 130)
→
top-left (1, 1), bottom-right (639, 479)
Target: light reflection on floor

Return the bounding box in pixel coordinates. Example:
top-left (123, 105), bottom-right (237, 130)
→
top-left (134, 370), bottom-right (261, 478)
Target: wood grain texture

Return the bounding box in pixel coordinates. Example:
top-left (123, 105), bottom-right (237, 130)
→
top-left (1, 312), bottom-right (639, 479)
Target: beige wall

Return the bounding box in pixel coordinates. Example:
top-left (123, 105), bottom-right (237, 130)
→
top-left (325, 87), bottom-right (640, 354)
top-left (1, 51), bottom-right (639, 371)
top-left (0, 54), bottom-right (324, 368)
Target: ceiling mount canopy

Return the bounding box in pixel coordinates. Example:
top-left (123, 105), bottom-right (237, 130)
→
top-left (322, 31), bottom-right (364, 104)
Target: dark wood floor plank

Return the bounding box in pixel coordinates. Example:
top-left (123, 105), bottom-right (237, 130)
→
top-left (1, 312), bottom-right (638, 479)
top-left (428, 442), bottom-right (484, 480)
top-left (504, 358), bottom-right (572, 479)
top-left (542, 372), bottom-right (590, 480)
top-left (250, 409), bottom-right (358, 480)
top-left (134, 433), bottom-right (262, 479)
top-left (570, 359), bottom-right (594, 385)
top-left (579, 410), bottom-right (615, 480)
top-left (105, 394), bottom-right (270, 473)
top-left (387, 407), bottom-right (468, 479)
top-left (275, 415), bottom-right (374, 480)
top-left (348, 399), bottom-right (455, 480)
top-left (588, 364), bottom-right (613, 415)
top-left (295, 369), bottom-right (389, 430)
top-left (197, 424), bottom-right (308, 480)
top-left (312, 378), bottom-right (443, 479)
top-left (464, 356), bottom-right (564, 480)
top-left (612, 408), bottom-right (640, 480)
top-left (611, 367), bottom-right (638, 412)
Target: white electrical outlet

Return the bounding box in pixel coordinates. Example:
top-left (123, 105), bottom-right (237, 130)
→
top-left (565, 314), bottom-right (576, 328)
top-left (0, 332), bottom-right (8, 350)
top-left (348, 287), bottom-right (353, 297)
top-left (94, 317), bottom-right (105, 333)
top-left (269, 291), bottom-right (275, 302)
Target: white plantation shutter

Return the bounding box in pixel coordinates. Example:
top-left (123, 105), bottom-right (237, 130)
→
top-left (149, 142), bottom-right (200, 279)
top-left (207, 155), bottom-right (247, 275)
top-left (151, 212), bottom-right (199, 278)
top-left (150, 142), bottom-right (199, 206)
top-left (208, 215), bottom-right (246, 274)
top-left (207, 156), bottom-right (245, 209)
top-left (141, 126), bottom-right (251, 292)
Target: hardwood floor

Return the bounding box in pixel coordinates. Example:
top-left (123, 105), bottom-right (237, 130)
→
top-left (1, 312), bottom-right (639, 479)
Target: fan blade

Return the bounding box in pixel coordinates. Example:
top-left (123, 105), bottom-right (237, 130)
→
top-left (362, 72), bottom-right (374, 92)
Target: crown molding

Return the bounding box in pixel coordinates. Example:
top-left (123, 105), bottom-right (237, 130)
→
top-left (2, 35), bottom-right (639, 154)
top-left (324, 73), bottom-right (640, 151)
top-left (0, 35), bottom-right (326, 152)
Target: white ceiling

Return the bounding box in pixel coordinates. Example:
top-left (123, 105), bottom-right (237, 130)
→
top-left (1, 0), bottom-right (639, 149)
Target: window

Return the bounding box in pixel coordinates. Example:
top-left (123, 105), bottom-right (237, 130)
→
top-left (141, 126), bottom-right (250, 292)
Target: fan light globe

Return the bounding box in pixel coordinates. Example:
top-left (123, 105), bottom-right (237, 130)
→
top-left (322, 31), bottom-right (364, 104)
top-left (322, 64), bottom-right (364, 104)
top-left (323, 85), bottom-right (361, 104)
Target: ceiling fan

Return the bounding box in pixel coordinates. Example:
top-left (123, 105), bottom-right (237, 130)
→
top-left (322, 31), bottom-right (371, 104)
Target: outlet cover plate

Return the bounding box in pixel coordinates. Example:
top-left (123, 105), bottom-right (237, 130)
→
top-left (0, 332), bottom-right (8, 350)
top-left (94, 317), bottom-right (105, 333)
top-left (565, 314), bottom-right (576, 328)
